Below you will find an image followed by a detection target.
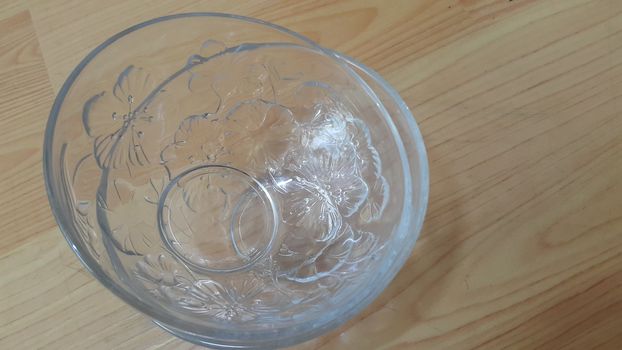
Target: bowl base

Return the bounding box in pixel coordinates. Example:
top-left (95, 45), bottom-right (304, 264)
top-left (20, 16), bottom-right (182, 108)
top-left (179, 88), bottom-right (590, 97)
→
top-left (157, 165), bottom-right (278, 274)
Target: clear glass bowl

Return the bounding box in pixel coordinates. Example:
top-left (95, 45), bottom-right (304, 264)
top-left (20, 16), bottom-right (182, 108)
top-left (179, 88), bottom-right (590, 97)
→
top-left (43, 13), bottom-right (429, 349)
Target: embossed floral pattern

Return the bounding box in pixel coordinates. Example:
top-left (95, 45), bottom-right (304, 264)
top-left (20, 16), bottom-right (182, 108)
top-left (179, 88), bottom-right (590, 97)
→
top-left (99, 174), bottom-right (165, 255)
top-left (284, 223), bottom-right (379, 283)
top-left (223, 101), bottom-right (298, 172)
top-left (270, 96), bottom-right (388, 282)
top-left (184, 279), bottom-right (261, 321)
top-left (182, 276), bottom-right (284, 321)
top-left (287, 148), bottom-right (369, 218)
top-left (346, 119), bottom-right (389, 223)
top-left (133, 253), bottom-right (197, 307)
top-left (77, 41), bottom-right (393, 320)
top-left (135, 254), bottom-right (283, 322)
top-left (135, 253), bottom-right (192, 288)
top-left (82, 65), bottom-right (165, 171)
top-left (160, 115), bottom-right (227, 178)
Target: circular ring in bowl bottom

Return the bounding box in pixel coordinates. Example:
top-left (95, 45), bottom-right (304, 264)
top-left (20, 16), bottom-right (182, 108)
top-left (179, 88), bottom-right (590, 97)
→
top-left (157, 165), bottom-right (278, 274)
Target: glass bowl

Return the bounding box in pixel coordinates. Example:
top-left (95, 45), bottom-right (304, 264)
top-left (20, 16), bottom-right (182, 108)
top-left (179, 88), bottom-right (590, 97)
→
top-left (43, 13), bottom-right (429, 349)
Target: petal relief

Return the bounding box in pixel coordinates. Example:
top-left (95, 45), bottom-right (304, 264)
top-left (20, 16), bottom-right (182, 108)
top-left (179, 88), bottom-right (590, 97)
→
top-left (359, 175), bottom-right (389, 223)
top-left (83, 65), bottom-right (164, 173)
top-left (97, 167), bottom-right (167, 255)
top-left (161, 115), bottom-right (226, 177)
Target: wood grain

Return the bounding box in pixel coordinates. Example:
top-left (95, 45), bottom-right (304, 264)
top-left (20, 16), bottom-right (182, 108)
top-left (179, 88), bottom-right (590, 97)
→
top-left (1, 0), bottom-right (622, 349)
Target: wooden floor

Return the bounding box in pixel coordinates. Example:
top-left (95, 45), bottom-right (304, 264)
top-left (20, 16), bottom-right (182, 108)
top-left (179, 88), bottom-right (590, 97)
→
top-left (2, 0), bottom-right (622, 349)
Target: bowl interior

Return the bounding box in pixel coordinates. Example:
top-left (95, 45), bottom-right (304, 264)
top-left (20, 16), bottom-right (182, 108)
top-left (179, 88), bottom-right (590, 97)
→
top-left (44, 13), bottom-right (428, 348)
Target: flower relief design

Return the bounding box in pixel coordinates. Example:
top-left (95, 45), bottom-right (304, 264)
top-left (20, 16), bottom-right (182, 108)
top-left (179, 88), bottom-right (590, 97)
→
top-left (160, 101), bottom-right (297, 179)
top-left (161, 41), bottom-right (298, 179)
top-left (276, 223), bottom-right (379, 284)
top-left (82, 65), bottom-right (169, 256)
top-left (134, 253), bottom-right (192, 301)
top-left (135, 254), bottom-right (283, 321)
top-left (78, 40), bottom-right (391, 319)
top-left (160, 115), bottom-right (226, 178)
top-left (270, 83), bottom-right (388, 283)
top-left (185, 278), bottom-right (283, 321)
top-left (82, 65), bottom-right (165, 172)
top-left (222, 101), bottom-right (298, 173)
top-left (98, 172), bottom-right (166, 255)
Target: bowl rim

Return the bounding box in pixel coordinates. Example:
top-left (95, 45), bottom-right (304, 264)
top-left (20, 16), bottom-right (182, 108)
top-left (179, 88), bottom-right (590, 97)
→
top-left (43, 12), bottom-right (429, 348)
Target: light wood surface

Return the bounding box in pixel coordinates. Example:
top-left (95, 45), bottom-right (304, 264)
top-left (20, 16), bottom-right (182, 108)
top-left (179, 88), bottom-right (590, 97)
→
top-left (2, 0), bottom-right (622, 349)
